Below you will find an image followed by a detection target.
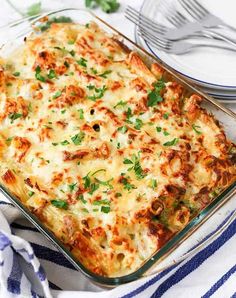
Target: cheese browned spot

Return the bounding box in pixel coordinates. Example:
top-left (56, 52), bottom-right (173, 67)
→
top-left (0, 21), bottom-right (234, 278)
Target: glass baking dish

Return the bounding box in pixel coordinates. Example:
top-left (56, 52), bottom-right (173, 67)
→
top-left (0, 8), bottom-right (235, 287)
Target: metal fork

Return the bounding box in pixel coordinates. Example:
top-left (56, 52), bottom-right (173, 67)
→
top-left (137, 27), bottom-right (236, 54)
top-left (125, 7), bottom-right (236, 54)
top-left (179, 0), bottom-right (236, 31)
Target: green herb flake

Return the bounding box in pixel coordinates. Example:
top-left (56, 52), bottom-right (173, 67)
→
top-left (78, 109), bottom-right (84, 119)
top-left (13, 71), bottom-right (20, 77)
top-left (123, 153), bottom-right (146, 180)
top-left (92, 199), bottom-right (110, 206)
top-left (99, 70), bottom-right (112, 78)
top-left (150, 179), bottom-right (157, 190)
top-left (35, 66), bottom-right (46, 82)
top-left (61, 140), bottom-right (70, 146)
top-left (117, 125), bottom-right (128, 134)
top-left (163, 138), bottom-right (179, 147)
top-left (147, 80), bottom-right (165, 107)
top-left (85, 0), bottom-right (120, 13)
top-left (163, 113), bottom-right (169, 120)
top-left (77, 57), bottom-right (87, 67)
top-left (48, 69), bottom-right (57, 79)
top-left (68, 183), bottom-right (77, 192)
top-left (101, 206), bottom-right (110, 213)
top-left (8, 113), bottom-right (22, 123)
top-left (163, 131), bottom-right (170, 136)
top-left (87, 85), bottom-right (107, 101)
top-left (120, 176), bottom-right (136, 191)
top-left (77, 194), bottom-right (87, 204)
top-left (71, 131), bottom-right (85, 145)
top-left (134, 118), bottom-right (143, 130)
top-left (192, 124), bottom-right (202, 135)
top-left (51, 199), bottom-right (68, 209)
top-left (156, 126), bottom-right (162, 132)
top-left (113, 100), bottom-right (127, 109)
top-left (28, 191), bottom-right (35, 197)
top-left (6, 137), bottom-right (13, 144)
top-left (61, 109), bottom-right (66, 114)
top-left (52, 91), bottom-right (62, 99)
top-left (68, 40), bottom-right (75, 45)
top-left (115, 192), bottom-right (122, 198)
top-left (52, 142), bottom-right (58, 146)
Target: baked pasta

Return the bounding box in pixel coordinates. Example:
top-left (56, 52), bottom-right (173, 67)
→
top-left (0, 19), bottom-right (235, 277)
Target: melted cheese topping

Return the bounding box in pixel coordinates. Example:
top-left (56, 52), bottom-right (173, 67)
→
top-left (0, 21), bottom-right (235, 277)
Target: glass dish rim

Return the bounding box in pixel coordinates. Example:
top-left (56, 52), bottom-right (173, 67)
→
top-left (0, 7), bottom-right (235, 286)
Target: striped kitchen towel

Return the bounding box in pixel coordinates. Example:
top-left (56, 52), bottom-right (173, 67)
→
top-left (0, 198), bottom-right (236, 298)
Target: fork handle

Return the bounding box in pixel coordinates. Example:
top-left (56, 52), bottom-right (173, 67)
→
top-left (204, 30), bottom-right (236, 49)
top-left (165, 22), bottom-right (204, 40)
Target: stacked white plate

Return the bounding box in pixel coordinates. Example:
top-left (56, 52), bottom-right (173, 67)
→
top-left (135, 0), bottom-right (236, 103)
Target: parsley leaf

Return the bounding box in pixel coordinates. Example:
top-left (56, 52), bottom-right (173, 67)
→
top-left (51, 199), bottom-right (68, 209)
top-left (87, 85), bottom-right (107, 101)
top-left (113, 100), bottom-right (127, 109)
top-left (123, 154), bottom-right (146, 180)
top-left (8, 113), bottom-right (22, 123)
top-left (99, 70), bottom-right (112, 78)
top-left (120, 176), bottom-right (136, 191)
top-left (101, 206), bottom-right (110, 213)
top-left (35, 66), bottom-right (46, 82)
top-left (39, 16), bottom-right (72, 32)
top-left (192, 124), bottom-right (202, 135)
top-left (48, 69), bottom-right (57, 79)
top-left (147, 80), bottom-right (165, 107)
top-left (71, 131), bottom-right (85, 145)
top-left (77, 194), bottom-right (87, 204)
top-left (77, 58), bottom-right (87, 67)
top-left (13, 71), bottom-right (20, 77)
top-left (156, 126), bottom-right (162, 132)
top-left (68, 183), bottom-right (77, 192)
top-left (163, 138), bottom-right (179, 146)
top-left (78, 109), bottom-right (84, 119)
top-left (52, 91), bottom-right (62, 99)
top-left (117, 125), bottom-right (128, 134)
top-left (61, 140), bottom-right (70, 145)
top-left (134, 118), bottom-right (143, 130)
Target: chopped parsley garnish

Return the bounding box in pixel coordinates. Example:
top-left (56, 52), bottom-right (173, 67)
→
top-left (120, 176), bottom-right (136, 191)
top-left (163, 138), bottom-right (179, 146)
top-left (52, 142), bottom-right (58, 146)
top-left (28, 103), bottom-right (33, 113)
top-left (77, 194), bottom-right (87, 204)
top-left (61, 140), bottom-right (70, 145)
top-left (6, 82), bottom-right (12, 87)
top-left (85, 23), bottom-right (90, 28)
top-left (115, 192), bottom-right (122, 198)
top-left (113, 100), bottom-right (127, 109)
top-left (123, 153), bottom-right (146, 180)
top-left (101, 206), bottom-right (110, 213)
top-left (48, 69), bottom-right (57, 79)
top-left (51, 199), bottom-right (68, 209)
top-left (8, 113), bottom-right (22, 123)
top-left (163, 113), bottom-right (169, 120)
top-left (87, 85), bottom-right (107, 101)
top-left (117, 142), bottom-right (121, 149)
top-left (64, 61), bottom-right (70, 68)
top-left (125, 107), bottom-right (133, 123)
top-left (99, 70), bottom-right (112, 78)
top-left (94, 178), bottom-right (113, 189)
top-left (78, 109), bottom-right (84, 119)
top-left (117, 125), bottom-right (128, 134)
top-left (88, 183), bottom-right (99, 195)
top-left (13, 71), bottom-right (20, 77)
top-left (92, 199), bottom-right (110, 206)
top-left (35, 66), bottom-right (46, 82)
top-left (6, 137), bottom-right (13, 144)
top-left (69, 50), bottom-right (75, 57)
top-left (52, 91), bottom-right (62, 99)
top-left (192, 124), bottom-right (202, 135)
top-left (90, 68), bottom-right (98, 74)
top-left (163, 131), bottom-right (170, 136)
top-left (134, 118), bottom-right (143, 130)
top-left (61, 109), bottom-right (66, 114)
top-left (28, 191), bottom-right (35, 197)
top-left (77, 57), bottom-right (87, 67)
top-left (150, 179), bottom-right (157, 190)
top-left (156, 126), bottom-right (162, 132)
top-left (68, 40), bottom-right (75, 45)
top-left (147, 79), bottom-right (165, 107)
top-left (71, 131), bottom-right (85, 145)
top-left (68, 183), bottom-right (77, 192)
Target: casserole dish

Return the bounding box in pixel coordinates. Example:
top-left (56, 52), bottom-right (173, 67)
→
top-left (0, 8), bottom-right (235, 286)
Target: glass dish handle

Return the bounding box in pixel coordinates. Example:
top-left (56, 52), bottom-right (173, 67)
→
top-left (144, 209), bottom-right (236, 277)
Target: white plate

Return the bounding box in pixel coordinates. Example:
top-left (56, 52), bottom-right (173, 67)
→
top-left (135, 29), bottom-right (236, 103)
top-left (139, 0), bottom-right (236, 89)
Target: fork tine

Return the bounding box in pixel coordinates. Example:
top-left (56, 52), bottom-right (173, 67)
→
top-left (137, 29), bottom-right (169, 51)
top-left (184, 0), bottom-right (208, 18)
top-left (189, 0), bottom-right (209, 15)
top-left (178, 0), bottom-right (202, 20)
top-left (0, 14), bottom-right (41, 30)
top-left (137, 27), bottom-right (170, 49)
top-left (125, 11), bottom-right (165, 35)
top-left (126, 6), bottom-right (167, 33)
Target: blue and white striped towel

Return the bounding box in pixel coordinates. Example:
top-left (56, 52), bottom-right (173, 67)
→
top-left (1, 195), bottom-right (236, 298)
